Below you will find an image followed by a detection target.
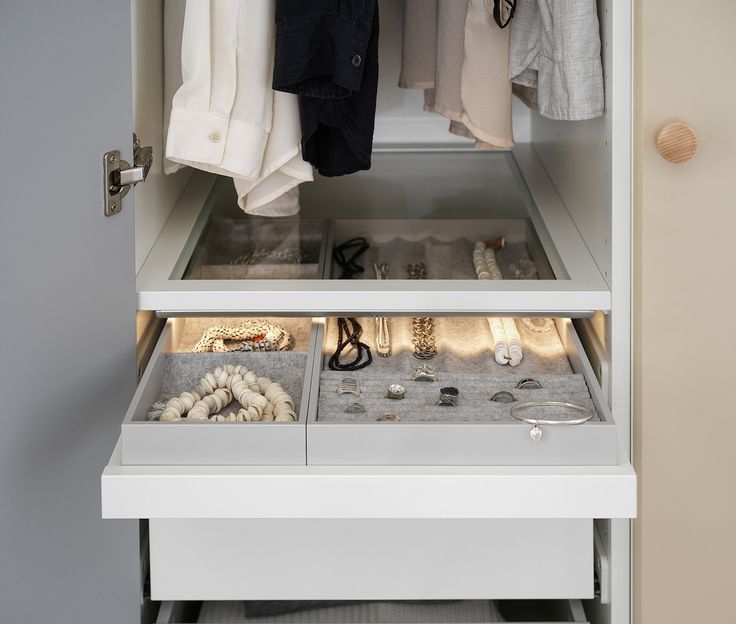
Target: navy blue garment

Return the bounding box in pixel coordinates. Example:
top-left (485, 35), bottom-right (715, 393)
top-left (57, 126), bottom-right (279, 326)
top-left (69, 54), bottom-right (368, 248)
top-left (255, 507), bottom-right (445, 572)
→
top-left (273, 0), bottom-right (379, 177)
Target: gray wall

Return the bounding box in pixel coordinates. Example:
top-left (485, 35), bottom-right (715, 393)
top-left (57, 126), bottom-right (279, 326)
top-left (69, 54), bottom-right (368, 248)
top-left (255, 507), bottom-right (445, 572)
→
top-left (0, 2), bottom-right (140, 623)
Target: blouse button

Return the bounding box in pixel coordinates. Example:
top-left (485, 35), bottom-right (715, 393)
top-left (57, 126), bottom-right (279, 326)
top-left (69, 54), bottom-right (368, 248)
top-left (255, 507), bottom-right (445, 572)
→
top-left (351, 55), bottom-right (362, 67)
top-left (208, 131), bottom-right (222, 143)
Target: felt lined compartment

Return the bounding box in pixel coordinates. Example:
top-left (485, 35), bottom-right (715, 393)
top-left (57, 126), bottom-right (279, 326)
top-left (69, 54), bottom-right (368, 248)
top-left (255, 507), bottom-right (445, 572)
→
top-left (332, 238), bottom-right (537, 280)
top-left (174, 317), bottom-right (314, 352)
top-left (321, 316), bottom-right (573, 377)
top-left (318, 316), bottom-right (599, 424)
top-left (185, 218), bottom-right (326, 280)
top-left (317, 373), bottom-right (597, 424)
top-left (144, 351), bottom-right (308, 423)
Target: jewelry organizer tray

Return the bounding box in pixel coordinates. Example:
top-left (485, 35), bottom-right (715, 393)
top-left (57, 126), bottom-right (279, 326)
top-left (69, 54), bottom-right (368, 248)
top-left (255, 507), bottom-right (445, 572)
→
top-left (120, 317), bottom-right (317, 465)
top-left (181, 218), bottom-right (329, 280)
top-left (327, 218), bottom-right (555, 280)
top-left (307, 318), bottom-right (617, 466)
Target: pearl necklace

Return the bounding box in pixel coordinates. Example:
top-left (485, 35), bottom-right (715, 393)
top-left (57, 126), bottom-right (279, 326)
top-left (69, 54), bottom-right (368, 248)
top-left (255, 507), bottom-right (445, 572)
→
top-left (148, 364), bottom-right (297, 423)
top-left (473, 240), bottom-right (523, 367)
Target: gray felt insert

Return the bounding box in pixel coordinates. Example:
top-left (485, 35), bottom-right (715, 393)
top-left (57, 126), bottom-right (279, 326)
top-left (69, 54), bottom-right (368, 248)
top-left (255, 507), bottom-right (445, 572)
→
top-left (144, 351), bottom-right (308, 422)
top-left (322, 316), bottom-right (573, 377)
top-left (174, 317), bottom-right (314, 352)
top-left (332, 237), bottom-right (537, 280)
top-left (317, 372), bottom-right (598, 423)
top-left (198, 601), bottom-right (503, 623)
top-left (185, 218), bottom-right (325, 280)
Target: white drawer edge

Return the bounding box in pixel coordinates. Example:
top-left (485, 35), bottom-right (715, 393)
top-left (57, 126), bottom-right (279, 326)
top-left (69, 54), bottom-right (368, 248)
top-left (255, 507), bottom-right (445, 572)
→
top-left (102, 438), bottom-right (635, 519)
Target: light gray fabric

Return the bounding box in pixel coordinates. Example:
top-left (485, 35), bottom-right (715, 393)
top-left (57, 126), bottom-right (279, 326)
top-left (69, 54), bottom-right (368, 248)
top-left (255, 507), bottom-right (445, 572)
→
top-left (317, 372), bottom-right (596, 423)
top-left (510, 0), bottom-right (604, 120)
top-left (322, 316), bottom-right (572, 377)
top-left (198, 600), bottom-right (504, 623)
top-left (163, 0), bottom-right (186, 175)
top-left (333, 238), bottom-right (537, 281)
top-left (153, 351), bottom-right (308, 421)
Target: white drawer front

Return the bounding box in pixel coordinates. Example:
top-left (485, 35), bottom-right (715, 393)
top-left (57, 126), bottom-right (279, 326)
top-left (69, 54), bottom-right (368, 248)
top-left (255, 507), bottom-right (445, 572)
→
top-left (149, 519), bottom-right (593, 601)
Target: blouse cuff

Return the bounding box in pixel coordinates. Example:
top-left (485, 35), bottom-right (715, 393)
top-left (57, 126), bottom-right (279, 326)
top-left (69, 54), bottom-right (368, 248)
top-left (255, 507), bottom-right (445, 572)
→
top-left (166, 107), bottom-right (269, 180)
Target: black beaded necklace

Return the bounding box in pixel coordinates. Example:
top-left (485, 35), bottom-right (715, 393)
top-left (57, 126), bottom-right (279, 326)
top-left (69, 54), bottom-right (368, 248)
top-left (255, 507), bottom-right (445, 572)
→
top-left (328, 317), bottom-right (373, 372)
top-left (333, 237), bottom-right (370, 279)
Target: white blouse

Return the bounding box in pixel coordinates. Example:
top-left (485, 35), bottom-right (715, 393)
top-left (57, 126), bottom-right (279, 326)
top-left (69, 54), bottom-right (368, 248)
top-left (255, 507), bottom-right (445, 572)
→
top-left (166, 0), bottom-right (312, 215)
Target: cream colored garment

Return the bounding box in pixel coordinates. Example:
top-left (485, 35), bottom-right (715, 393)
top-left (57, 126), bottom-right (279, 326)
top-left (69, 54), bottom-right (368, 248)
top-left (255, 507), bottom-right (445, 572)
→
top-left (399, 0), bottom-right (437, 89)
top-left (163, 0), bottom-right (186, 175)
top-left (459, 0), bottom-right (514, 148)
top-left (166, 0), bottom-right (312, 215)
top-left (423, 0), bottom-right (468, 122)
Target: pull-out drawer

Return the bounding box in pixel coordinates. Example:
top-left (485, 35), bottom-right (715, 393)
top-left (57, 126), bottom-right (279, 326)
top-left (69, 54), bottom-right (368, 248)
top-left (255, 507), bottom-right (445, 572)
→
top-left (121, 318), bottom-right (316, 465)
top-left (148, 519), bottom-right (593, 601)
top-left (308, 318), bottom-right (617, 466)
top-left (137, 148), bottom-right (610, 316)
top-left (157, 598), bottom-right (590, 623)
top-left (120, 315), bottom-right (617, 467)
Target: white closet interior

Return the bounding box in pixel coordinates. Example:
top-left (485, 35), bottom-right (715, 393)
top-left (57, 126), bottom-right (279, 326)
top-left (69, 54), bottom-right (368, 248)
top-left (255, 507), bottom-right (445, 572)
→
top-left (115, 2), bottom-right (634, 624)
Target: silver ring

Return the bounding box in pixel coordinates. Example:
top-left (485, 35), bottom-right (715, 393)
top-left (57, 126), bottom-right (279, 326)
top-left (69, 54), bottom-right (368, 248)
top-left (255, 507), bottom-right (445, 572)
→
top-left (386, 384), bottom-right (405, 400)
top-left (490, 390), bottom-right (516, 403)
top-left (412, 363), bottom-right (437, 382)
top-left (510, 401), bottom-right (594, 442)
top-left (345, 402), bottom-right (367, 414)
top-left (516, 378), bottom-right (542, 390)
top-left (337, 378), bottom-right (361, 396)
top-left (436, 386), bottom-right (459, 406)
top-left (377, 412), bottom-right (400, 422)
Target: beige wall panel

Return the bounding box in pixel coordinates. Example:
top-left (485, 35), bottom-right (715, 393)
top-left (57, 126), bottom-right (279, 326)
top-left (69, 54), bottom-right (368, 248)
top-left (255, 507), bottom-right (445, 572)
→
top-left (636, 1), bottom-right (736, 622)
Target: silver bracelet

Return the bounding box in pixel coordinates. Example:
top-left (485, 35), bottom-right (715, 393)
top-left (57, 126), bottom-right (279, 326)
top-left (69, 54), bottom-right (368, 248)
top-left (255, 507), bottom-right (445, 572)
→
top-left (510, 401), bottom-right (594, 442)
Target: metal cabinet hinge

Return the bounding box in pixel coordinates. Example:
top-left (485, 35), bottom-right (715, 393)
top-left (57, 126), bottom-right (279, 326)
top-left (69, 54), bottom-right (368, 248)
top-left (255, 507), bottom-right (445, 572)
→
top-left (103, 133), bottom-right (152, 216)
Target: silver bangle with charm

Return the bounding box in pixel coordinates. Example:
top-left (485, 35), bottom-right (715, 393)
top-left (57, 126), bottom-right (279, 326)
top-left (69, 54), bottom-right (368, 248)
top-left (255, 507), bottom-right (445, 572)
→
top-left (510, 401), bottom-right (594, 442)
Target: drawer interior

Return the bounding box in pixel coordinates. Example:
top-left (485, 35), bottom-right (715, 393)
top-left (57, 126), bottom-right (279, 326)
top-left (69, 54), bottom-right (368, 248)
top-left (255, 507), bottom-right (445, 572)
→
top-left (176, 153), bottom-right (558, 284)
top-left (307, 316), bottom-right (616, 465)
top-left (156, 599), bottom-right (588, 623)
top-left (120, 317), bottom-right (316, 465)
top-left (316, 316), bottom-right (591, 424)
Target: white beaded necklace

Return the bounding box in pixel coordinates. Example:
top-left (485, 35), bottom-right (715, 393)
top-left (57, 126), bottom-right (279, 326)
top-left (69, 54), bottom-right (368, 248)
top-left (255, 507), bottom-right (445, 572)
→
top-left (148, 364), bottom-right (297, 423)
top-left (192, 321), bottom-right (291, 353)
top-left (473, 240), bottom-right (523, 367)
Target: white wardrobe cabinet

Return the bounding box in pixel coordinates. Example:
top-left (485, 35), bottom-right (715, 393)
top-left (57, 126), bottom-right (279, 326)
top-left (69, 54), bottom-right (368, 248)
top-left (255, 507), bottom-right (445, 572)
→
top-left (100, 0), bottom-right (635, 623)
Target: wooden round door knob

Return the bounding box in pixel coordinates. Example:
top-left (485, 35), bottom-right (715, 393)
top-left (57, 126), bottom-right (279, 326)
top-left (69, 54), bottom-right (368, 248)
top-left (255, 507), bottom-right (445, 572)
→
top-left (657, 122), bottom-right (699, 163)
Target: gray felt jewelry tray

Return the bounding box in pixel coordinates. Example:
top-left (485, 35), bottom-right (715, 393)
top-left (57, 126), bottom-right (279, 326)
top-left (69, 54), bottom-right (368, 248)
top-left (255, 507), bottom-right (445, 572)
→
top-left (120, 319), bottom-right (318, 466)
top-left (183, 218), bottom-right (330, 280)
top-left (326, 218), bottom-right (555, 280)
top-left (306, 318), bottom-right (617, 466)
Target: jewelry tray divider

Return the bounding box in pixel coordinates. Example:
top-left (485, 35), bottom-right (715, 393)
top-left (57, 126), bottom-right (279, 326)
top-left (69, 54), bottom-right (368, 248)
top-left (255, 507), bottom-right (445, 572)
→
top-left (306, 318), bottom-right (618, 466)
top-left (120, 318), bottom-right (318, 466)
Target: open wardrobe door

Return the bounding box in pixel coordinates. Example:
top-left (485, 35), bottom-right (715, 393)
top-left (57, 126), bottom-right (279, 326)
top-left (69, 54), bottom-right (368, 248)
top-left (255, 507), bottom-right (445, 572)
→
top-left (0, 2), bottom-right (139, 623)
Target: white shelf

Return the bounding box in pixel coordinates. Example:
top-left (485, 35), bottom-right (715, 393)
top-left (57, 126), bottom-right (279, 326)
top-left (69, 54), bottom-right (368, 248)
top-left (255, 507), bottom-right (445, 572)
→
top-left (102, 440), bottom-right (635, 520)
